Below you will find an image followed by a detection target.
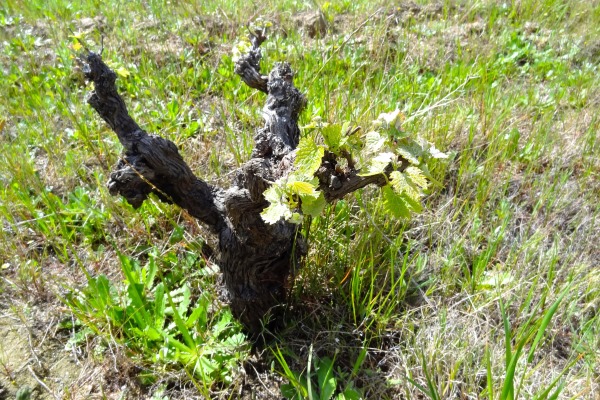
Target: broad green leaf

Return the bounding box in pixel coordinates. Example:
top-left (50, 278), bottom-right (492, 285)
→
top-left (165, 290), bottom-right (196, 350)
top-left (337, 389), bottom-right (362, 400)
top-left (290, 212), bottom-right (303, 224)
top-left (402, 192), bottom-right (423, 213)
top-left (95, 275), bottom-right (112, 308)
top-left (359, 152), bottom-right (393, 176)
top-left (405, 166), bottom-right (428, 189)
top-left (364, 131), bottom-right (385, 153)
top-left (397, 147), bottom-right (420, 165)
top-left (143, 326), bottom-right (162, 341)
top-left (287, 180), bottom-right (317, 196)
top-left (226, 332), bottom-right (247, 347)
top-left (127, 283), bottom-right (149, 328)
top-left (382, 185), bottom-right (410, 218)
top-left (194, 356), bottom-right (219, 379)
top-left (389, 171), bottom-right (420, 202)
top-left (261, 202), bottom-right (291, 224)
top-left (321, 124), bottom-right (347, 152)
top-left (186, 295), bottom-right (209, 329)
top-left (317, 357), bottom-right (336, 400)
top-left (120, 254), bottom-right (151, 327)
top-left (296, 136), bottom-right (324, 177)
top-left (301, 191), bottom-right (326, 218)
top-left (264, 184), bottom-right (284, 203)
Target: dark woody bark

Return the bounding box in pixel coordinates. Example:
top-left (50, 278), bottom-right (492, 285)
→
top-left (80, 29), bottom-right (394, 334)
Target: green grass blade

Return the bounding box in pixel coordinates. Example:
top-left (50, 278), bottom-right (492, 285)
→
top-left (165, 288), bottom-right (196, 350)
top-left (527, 284), bottom-right (571, 363)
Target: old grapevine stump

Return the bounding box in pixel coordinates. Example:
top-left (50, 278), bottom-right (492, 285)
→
top-left (81, 29), bottom-right (395, 334)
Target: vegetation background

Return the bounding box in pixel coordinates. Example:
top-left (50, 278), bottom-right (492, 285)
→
top-left (0, 0), bottom-right (598, 398)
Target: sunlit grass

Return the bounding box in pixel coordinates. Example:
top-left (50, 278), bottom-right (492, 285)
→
top-left (1, 0), bottom-right (599, 398)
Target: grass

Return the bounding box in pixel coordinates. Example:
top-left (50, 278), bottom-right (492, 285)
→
top-left (1, 0), bottom-right (599, 398)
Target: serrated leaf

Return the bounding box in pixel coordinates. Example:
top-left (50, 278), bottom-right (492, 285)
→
top-left (364, 131), bottom-right (385, 153)
top-left (263, 184), bottom-right (284, 203)
top-left (397, 146), bottom-right (420, 165)
top-left (405, 166), bottom-right (428, 189)
top-left (296, 136), bottom-right (324, 177)
top-left (401, 192), bottom-right (423, 213)
top-left (301, 191), bottom-right (326, 217)
top-left (287, 180), bottom-right (316, 196)
top-left (261, 202), bottom-right (291, 224)
top-left (375, 109), bottom-right (403, 130)
top-left (359, 152), bottom-right (393, 176)
top-left (390, 170), bottom-right (421, 203)
top-left (321, 124), bottom-right (347, 152)
top-left (382, 185), bottom-right (410, 218)
top-left (289, 212), bottom-right (303, 224)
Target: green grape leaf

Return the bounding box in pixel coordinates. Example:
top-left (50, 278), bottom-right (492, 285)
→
top-left (405, 166), bottom-right (428, 189)
top-left (263, 183), bottom-right (284, 204)
top-left (301, 191), bottom-right (326, 217)
top-left (364, 131), bottom-right (385, 154)
top-left (359, 152), bottom-right (394, 176)
top-left (296, 136), bottom-right (325, 177)
top-left (261, 202), bottom-right (292, 224)
top-left (397, 147), bottom-right (420, 165)
top-left (396, 139), bottom-right (423, 165)
top-left (402, 192), bottom-right (423, 213)
top-left (261, 183), bottom-right (292, 224)
top-left (389, 170), bottom-right (421, 202)
top-left (382, 185), bottom-right (410, 218)
top-left (321, 124), bottom-right (347, 152)
top-left (287, 180), bottom-right (317, 196)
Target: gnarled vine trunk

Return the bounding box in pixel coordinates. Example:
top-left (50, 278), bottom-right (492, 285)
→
top-left (81, 29), bottom-right (393, 333)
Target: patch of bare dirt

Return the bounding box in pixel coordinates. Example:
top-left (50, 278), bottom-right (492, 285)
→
top-left (293, 11), bottom-right (328, 38)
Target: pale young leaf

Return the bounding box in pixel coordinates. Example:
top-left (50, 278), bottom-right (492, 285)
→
top-left (375, 109), bottom-right (403, 130)
top-left (405, 166), bottom-right (428, 189)
top-left (287, 180), bottom-right (316, 196)
top-left (364, 131), bottom-right (385, 153)
top-left (263, 184), bottom-right (284, 204)
top-left (396, 147), bottom-right (420, 165)
top-left (295, 136), bottom-right (325, 177)
top-left (429, 143), bottom-right (448, 159)
top-left (261, 202), bottom-right (291, 224)
top-left (359, 152), bottom-right (394, 176)
top-left (389, 170), bottom-right (420, 201)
